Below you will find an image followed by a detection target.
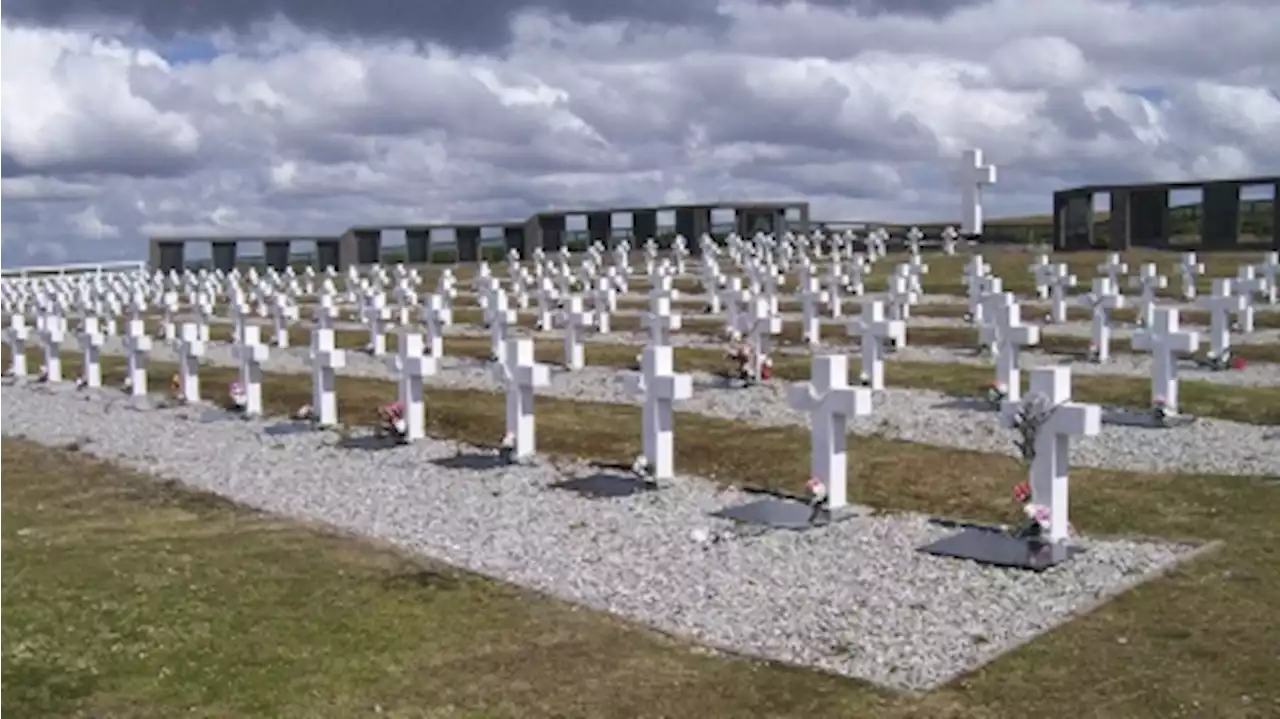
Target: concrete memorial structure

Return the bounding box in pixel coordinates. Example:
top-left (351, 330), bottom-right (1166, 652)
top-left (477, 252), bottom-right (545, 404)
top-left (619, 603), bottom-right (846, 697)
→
top-left (1054, 175), bottom-right (1280, 251)
top-left (149, 201), bottom-right (810, 272)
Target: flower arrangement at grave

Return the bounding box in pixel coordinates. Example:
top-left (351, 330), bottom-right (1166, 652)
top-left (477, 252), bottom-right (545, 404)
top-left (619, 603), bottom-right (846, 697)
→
top-left (1085, 341), bottom-right (1101, 363)
top-left (631, 453), bottom-right (654, 480)
top-left (805, 476), bottom-right (830, 524)
top-left (984, 381), bottom-right (1007, 407)
top-left (498, 432), bottom-right (516, 462)
top-left (1150, 395), bottom-right (1173, 425)
top-left (375, 400), bottom-right (408, 439)
top-left (1202, 348), bottom-right (1246, 371)
top-left (169, 372), bottom-right (183, 401)
top-left (1009, 480), bottom-right (1075, 540)
top-left (224, 381), bottom-right (248, 412)
top-left (293, 402), bottom-right (317, 422)
top-left (35, 363), bottom-right (50, 383)
top-left (857, 372), bottom-right (871, 387)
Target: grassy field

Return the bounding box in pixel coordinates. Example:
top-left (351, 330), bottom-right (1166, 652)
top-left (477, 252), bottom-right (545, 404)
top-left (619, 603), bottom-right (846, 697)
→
top-left (4, 357), bottom-right (1279, 717)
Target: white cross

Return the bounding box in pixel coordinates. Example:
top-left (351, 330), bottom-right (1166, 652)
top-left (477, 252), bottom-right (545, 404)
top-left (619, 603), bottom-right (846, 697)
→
top-left (392, 331), bottom-right (437, 441)
top-left (981, 301), bottom-right (1040, 402)
top-left (1132, 307), bottom-right (1198, 414)
top-left (1043, 264), bottom-right (1077, 324)
top-left (641, 292), bottom-right (683, 347)
top-left (362, 294), bottom-right (390, 355)
top-left (885, 272), bottom-right (917, 345)
top-left (491, 338), bottom-right (550, 459)
top-left (905, 226), bottom-right (924, 256)
top-left (593, 276), bottom-right (616, 333)
top-left (787, 354), bottom-right (873, 510)
top-left (486, 290), bottom-right (517, 361)
top-left (1129, 263), bottom-right (1167, 327)
top-left (1081, 277), bottom-right (1124, 363)
top-left (175, 322), bottom-right (205, 402)
top-left (308, 328), bottom-right (346, 426)
top-left (1195, 278), bottom-right (1244, 360)
top-left (957, 148), bottom-right (997, 236)
top-left (620, 345), bottom-right (693, 481)
top-left (846, 300), bottom-right (903, 390)
top-left (1177, 252), bottom-right (1204, 300)
top-left (999, 366), bottom-right (1100, 544)
top-left (232, 325), bottom-right (270, 416)
top-left (38, 315), bottom-right (67, 383)
top-left (962, 257), bottom-right (991, 323)
top-left (796, 276), bottom-right (828, 346)
top-left (1232, 266), bottom-right (1267, 333)
top-left (270, 296), bottom-right (298, 347)
top-left (1027, 254), bottom-right (1053, 300)
top-left (1257, 252), bottom-right (1279, 305)
top-left (123, 318), bottom-right (151, 396)
top-left (420, 293), bottom-right (452, 358)
top-left (1097, 253), bottom-right (1128, 287)
top-left (737, 295), bottom-right (782, 380)
top-left (557, 295), bottom-right (595, 370)
top-left (78, 316), bottom-right (105, 388)
top-left (5, 315), bottom-right (30, 377)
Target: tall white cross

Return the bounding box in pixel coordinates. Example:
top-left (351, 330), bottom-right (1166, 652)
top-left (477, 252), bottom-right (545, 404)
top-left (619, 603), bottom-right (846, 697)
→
top-left (787, 354), bottom-right (873, 510)
top-left (392, 331), bottom-right (437, 442)
top-left (621, 345), bottom-right (693, 481)
top-left (999, 367), bottom-right (1100, 544)
top-left (175, 322), bottom-right (205, 402)
top-left (957, 148), bottom-right (997, 236)
top-left (846, 300), bottom-right (903, 390)
top-left (308, 327), bottom-right (346, 426)
top-left (1132, 307), bottom-right (1198, 414)
top-left (491, 338), bottom-right (550, 459)
top-left (232, 325), bottom-right (270, 416)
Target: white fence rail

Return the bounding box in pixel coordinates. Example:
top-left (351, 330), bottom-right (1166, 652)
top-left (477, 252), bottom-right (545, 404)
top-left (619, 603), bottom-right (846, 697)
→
top-left (0, 261), bottom-right (148, 282)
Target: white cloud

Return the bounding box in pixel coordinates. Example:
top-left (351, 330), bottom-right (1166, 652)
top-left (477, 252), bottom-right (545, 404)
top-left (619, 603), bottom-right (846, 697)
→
top-left (2, 0), bottom-right (1278, 265)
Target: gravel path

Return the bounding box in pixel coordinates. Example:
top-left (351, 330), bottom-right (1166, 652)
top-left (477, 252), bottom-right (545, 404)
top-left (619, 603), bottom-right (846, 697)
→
top-left (52, 335), bottom-right (1280, 477)
top-left (1, 381), bottom-right (1206, 693)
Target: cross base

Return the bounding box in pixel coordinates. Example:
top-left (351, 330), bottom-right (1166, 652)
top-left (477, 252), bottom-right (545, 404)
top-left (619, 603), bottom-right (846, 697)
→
top-left (918, 525), bottom-right (1081, 571)
top-left (431, 446), bottom-right (516, 470)
top-left (1101, 406), bottom-right (1198, 429)
top-left (712, 498), bottom-right (869, 531)
top-left (263, 420), bottom-right (316, 436)
top-left (551, 471), bottom-right (658, 499)
top-left (336, 433), bottom-right (405, 452)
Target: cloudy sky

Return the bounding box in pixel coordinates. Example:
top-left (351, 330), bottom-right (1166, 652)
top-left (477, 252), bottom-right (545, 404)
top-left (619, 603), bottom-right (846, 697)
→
top-left (2, 0), bottom-right (1279, 266)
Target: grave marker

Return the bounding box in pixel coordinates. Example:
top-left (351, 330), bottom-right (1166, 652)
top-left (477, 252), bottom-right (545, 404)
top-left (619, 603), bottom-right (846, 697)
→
top-left (492, 338), bottom-right (551, 459)
top-left (787, 354), bottom-right (873, 510)
top-left (621, 345), bottom-right (693, 481)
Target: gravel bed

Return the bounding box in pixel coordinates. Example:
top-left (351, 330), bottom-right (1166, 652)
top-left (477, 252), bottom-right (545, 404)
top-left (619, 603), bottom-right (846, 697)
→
top-left (1, 380), bottom-right (1206, 693)
top-left (54, 335), bottom-right (1280, 477)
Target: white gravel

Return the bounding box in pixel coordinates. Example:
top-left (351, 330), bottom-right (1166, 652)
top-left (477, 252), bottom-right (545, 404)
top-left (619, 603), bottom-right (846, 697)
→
top-left (1, 380), bottom-right (1207, 693)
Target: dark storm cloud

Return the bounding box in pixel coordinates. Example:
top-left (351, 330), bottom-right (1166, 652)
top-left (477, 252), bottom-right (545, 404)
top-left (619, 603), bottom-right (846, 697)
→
top-left (2, 0), bottom-right (984, 52)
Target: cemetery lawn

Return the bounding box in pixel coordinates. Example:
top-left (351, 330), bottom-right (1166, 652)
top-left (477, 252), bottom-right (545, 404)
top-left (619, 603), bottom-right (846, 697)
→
top-left (5, 382), bottom-right (1280, 717)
